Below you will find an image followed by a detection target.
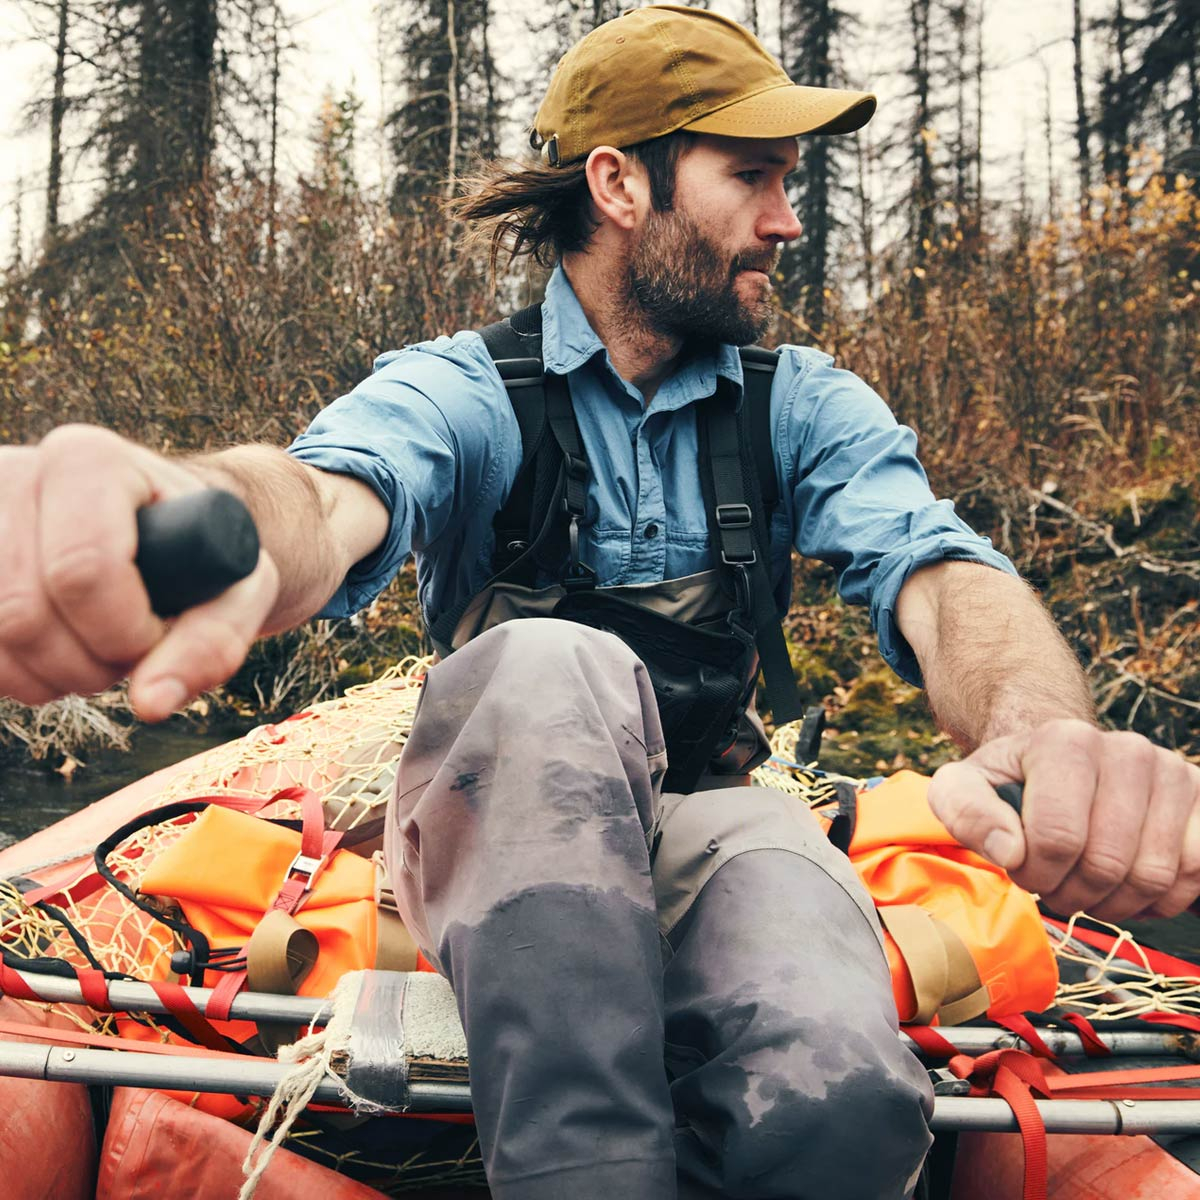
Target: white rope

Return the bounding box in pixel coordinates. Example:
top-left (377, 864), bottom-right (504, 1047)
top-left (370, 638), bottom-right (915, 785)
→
top-left (238, 970), bottom-right (374, 1200)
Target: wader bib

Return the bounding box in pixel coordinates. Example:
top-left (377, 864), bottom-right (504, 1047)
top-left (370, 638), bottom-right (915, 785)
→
top-left (429, 305), bottom-right (803, 792)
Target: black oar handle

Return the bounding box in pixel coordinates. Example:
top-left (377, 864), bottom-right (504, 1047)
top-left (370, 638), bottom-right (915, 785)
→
top-left (995, 782), bottom-right (1025, 815)
top-left (134, 490), bottom-right (260, 617)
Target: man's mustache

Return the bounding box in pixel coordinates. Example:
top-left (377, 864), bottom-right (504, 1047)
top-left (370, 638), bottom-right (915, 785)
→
top-left (730, 250), bottom-right (781, 276)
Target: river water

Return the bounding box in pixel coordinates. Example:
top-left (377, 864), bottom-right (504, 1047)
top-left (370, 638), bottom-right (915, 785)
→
top-left (1, 727), bottom-right (1197, 963)
top-left (0, 721), bottom-right (245, 852)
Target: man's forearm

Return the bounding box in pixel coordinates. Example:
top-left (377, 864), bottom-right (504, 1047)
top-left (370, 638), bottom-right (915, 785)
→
top-left (188, 445), bottom-right (384, 634)
top-left (896, 562), bottom-right (1095, 751)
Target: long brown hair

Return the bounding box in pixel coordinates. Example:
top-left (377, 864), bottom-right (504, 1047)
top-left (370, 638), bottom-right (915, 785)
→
top-left (447, 132), bottom-right (696, 276)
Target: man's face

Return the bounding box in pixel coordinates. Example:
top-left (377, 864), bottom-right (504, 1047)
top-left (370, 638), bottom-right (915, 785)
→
top-left (627, 136), bottom-right (802, 345)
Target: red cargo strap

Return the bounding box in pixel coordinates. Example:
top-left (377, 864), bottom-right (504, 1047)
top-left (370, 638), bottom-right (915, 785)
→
top-left (270, 787), bottom-right (344, 916)
top-left (0, 1017), bottom-right (259, 1060)
top-left (0, 961), bottom-right (43, 1002)
top-left (950, 1048), bottom-right (1053, 1200)
top-left (994, 1013), bottom-right (1057, 1059)
top-left (78, 968), bottom-right (113, 1012)
top-left (147, 979), bottom-right (240, 1052)
top-left (900, 1023), bottom-right (959, 1058)
top-left (1056, 1012), bottom-right (1112, 1056)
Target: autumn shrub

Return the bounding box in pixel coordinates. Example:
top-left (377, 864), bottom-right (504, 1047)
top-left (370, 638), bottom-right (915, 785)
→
top-left (0, 160), bottom-right (1195, 767)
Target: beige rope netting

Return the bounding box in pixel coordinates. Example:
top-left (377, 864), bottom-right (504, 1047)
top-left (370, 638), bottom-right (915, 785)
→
top-left (0, 655), bottom-right (1197, 1189)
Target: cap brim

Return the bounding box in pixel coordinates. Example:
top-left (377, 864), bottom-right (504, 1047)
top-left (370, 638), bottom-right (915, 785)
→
top-left (683, 83), bottom-right (876, 138)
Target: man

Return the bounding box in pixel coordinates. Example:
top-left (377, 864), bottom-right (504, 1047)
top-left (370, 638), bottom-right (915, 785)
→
top-left (1, 5), bottom-right (1198, 1198)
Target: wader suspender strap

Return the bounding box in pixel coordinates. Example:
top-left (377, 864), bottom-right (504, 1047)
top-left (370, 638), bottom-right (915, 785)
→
top-left (698, 384), bottom-right (802, 724)
top-left (428, 306), bottom-right (588, 649)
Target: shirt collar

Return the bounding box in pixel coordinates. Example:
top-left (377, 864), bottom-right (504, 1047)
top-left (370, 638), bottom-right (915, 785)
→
top-left (541, 265), bottom-right (745, 409)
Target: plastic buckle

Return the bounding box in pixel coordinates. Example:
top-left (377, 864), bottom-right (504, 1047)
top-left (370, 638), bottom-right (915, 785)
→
top-left (563, 452), bottom-right (589, 483)
top-left (716, 503), bottom-right (752, 530)
top-left (285, 851), bottom-right (327, 893)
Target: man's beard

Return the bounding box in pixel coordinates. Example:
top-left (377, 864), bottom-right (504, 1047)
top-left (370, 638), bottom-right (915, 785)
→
top-left (627, 208), bottom-right (779, 346)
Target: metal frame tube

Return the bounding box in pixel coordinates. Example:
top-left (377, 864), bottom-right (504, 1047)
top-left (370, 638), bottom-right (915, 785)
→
top-left (13, 969), bottom-right (1200, 1062)
top-left (930, 1096), bottom-right (1200, 1135)
top-left (5, 1039), bottom-right (1200, 1134)
top-left (0, 1042), bottom-right (470, 1112)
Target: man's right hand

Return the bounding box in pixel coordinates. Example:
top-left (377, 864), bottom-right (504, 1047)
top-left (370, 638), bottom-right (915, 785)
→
top-left (0, 424), bottom-right (280, 721)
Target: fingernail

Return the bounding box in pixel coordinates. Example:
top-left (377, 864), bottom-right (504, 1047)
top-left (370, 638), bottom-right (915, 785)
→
top-left (983, 830), bottom-right (1020, 869)
top-left (141, 678), bottom-right (187, 716)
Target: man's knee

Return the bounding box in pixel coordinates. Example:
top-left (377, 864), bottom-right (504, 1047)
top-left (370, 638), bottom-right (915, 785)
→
top-left (716, 1049), bottom-right (932, 1199)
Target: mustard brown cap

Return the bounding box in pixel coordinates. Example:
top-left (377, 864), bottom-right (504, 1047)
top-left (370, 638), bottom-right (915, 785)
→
top-left (533, 4), bottom-right (876, 165)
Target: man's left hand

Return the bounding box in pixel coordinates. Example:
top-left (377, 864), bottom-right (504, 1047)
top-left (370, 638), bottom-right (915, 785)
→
top-left (928, 718), bottom-right (1200, 922)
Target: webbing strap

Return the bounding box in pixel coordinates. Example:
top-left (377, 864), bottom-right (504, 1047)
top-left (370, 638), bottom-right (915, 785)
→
top-left (994, 1013), bottom-right (1058, 1059)
top-left (877, 904), bottom-right (989, 1026)
top-left (0, 960), bottom-right (43, 1002)
top-left (146, 979), bottom-right (240, 1052)
top-left (699, 388), bottom-right (802, 722)
top-left (1056, 1012), bottom-right (1112, 1056)
top-left (0, 1017), bottom-right (257, 1061)
top-left (245, 910), bottom-right (319, 995)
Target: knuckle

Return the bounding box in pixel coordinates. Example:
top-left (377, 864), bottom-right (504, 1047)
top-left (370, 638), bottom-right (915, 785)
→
top-left (42, 545), bottom-right (114, 604)
top-left (0, 592), bottom-right (47, 645)
top-left (38, 423), bottom-right (115, 459)
top-left (1125, 860), bottom-right (1177, 898)
top-left (1049, 719), bottom-right (1101, 757)
top-left (1075, 848), bottom-right (1130, 891)
top-left (1108, 729), bottom-right (1156, 770)
top-left (1027, 819), bottom-right (1086, 864)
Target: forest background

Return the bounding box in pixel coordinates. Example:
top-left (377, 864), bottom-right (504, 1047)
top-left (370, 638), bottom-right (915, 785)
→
top-left (0, 0), bottom-right (1195, 781)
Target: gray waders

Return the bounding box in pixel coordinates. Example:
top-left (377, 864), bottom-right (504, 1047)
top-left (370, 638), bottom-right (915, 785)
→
top-left (385, 618), bottom-right (933, 1199)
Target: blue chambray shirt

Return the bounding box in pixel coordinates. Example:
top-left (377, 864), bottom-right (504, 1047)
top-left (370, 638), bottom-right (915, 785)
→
top-left (288, 266), bottom-right (1017, 686)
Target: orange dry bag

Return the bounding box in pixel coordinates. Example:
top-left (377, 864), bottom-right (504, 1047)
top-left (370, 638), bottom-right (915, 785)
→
top-left (836, 770), bottom-right (1058, 1025)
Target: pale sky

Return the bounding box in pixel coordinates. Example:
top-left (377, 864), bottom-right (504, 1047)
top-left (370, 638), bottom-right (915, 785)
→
top-left (0, 0), bottom-right (1091, 266)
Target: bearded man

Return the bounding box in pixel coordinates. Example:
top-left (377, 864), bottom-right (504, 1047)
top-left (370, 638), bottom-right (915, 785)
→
top-left (4, 6), bottom-right (1199, 1199)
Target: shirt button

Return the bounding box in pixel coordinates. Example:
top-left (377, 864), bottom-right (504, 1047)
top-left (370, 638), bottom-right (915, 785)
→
top-left (644, 523), bottom-right (660, 539)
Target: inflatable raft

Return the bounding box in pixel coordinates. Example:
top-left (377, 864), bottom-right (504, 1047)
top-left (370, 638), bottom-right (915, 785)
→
top-left (2, 661), bottom-right (1200, 1200)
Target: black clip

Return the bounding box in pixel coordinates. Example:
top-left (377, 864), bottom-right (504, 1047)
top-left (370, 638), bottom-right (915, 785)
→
top-left (563, 514), bottom-right (596, 592)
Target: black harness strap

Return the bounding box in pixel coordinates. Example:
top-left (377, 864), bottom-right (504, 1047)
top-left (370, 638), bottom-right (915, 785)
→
top-left (697, 383), bottom-right (802, 724)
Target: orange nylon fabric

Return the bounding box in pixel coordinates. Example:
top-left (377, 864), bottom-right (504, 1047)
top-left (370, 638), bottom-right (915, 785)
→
top-left (843, 771), bottom-right (1058, 1023)
top-left (138, 803), bottom-right (379, 1000)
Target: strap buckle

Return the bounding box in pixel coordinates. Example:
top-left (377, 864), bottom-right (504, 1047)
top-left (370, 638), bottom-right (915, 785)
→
top-left (716, 503), bottom-right (752, 530)
top-left (563, 452), bottom-right (589, 484)
top-left (285, 851), bottom-right (327, 893)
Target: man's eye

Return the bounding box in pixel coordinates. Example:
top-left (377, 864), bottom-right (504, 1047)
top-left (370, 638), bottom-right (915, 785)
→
top-left (737, 171), bottom-right (763, 184)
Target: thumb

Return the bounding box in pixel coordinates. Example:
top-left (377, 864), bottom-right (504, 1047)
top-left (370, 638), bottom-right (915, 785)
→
top-left (928, 753), bottom-right (1027, 872)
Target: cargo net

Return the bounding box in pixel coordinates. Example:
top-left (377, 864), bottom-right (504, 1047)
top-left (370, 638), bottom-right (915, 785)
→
top-left (0, 656), bottom-right (488, 1194)
top-left (0, 657), bottom-right (1197, 1186)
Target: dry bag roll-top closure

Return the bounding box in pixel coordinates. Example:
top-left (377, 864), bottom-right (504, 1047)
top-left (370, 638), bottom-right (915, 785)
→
top-left (428, 305), bottom-right (804, 793)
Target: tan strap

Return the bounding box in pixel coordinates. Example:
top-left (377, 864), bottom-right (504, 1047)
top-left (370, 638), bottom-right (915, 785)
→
top-left (374, 855), bottom-right (419, 972)
top-left (245, 909), bottom-right (319, 996)
top-left (932, 913), bottom-right (991, 1025)
top-left (878, 905), bottom-right (948, 1024)
top-left (878, 904), bottom-right (988, 1026)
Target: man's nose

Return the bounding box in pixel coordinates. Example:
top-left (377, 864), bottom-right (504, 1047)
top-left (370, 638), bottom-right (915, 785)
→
top-left (759, 187), bottom-right (803, 243)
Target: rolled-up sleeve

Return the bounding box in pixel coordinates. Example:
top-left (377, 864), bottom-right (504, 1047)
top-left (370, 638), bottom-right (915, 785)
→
top-left (775, 347), bottom-right (1019, 686)
top-left (287, 333), bottom-right (517, 616)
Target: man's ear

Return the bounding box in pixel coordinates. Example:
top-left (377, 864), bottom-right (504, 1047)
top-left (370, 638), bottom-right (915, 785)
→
top-left (584, 146), bottom-right (649, 232)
